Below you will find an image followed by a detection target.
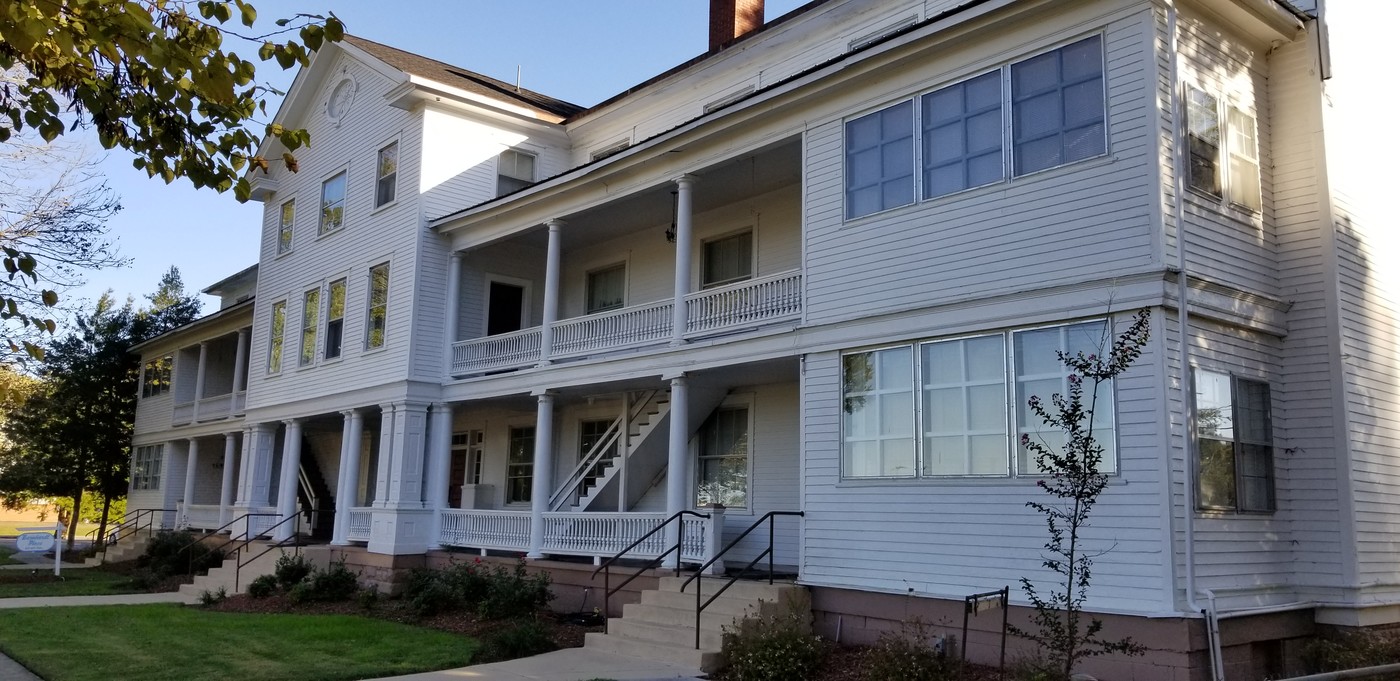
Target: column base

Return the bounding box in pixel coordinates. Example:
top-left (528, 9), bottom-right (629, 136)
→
top-left (366, 508), bottom-right (434, 555)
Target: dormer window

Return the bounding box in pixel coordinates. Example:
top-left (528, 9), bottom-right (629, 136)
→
top-left (497, 150), bottom-right (535, 196)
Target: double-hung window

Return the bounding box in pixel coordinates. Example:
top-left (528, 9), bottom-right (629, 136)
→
top-left (845, 35), bottom-right (1106, 219)
top-left (267, 301), bottom-right (286, 374)
top-left (320, 171), bottom-right (346, 235)
top-left (376, 142), bottom-right (398, 207)
top-left (324, 279), bottom-right (346, 359)
top-left (1195, 369), bottom-right (1274, 512)
top-left (141, 356), bottom-right (172, 398)
top-left (506, 426), bottom-right (535, 504)
top-left (366, 263), bottom-right (389, 349)
top-left (300, 288), bottom-right (320, 367)
top-left (132, 445), bottom-right (163, 491)
top-left (696, 406), bottom-right (750, 508)
top-left (278, 200), bottom-right (295, 254)
top-left (586, 263), bottom-right (626, 314)
top-left (1186, 85), bottom-right (1262, 212)
top-left (701, 230), bottom-right (754, 288)
top-left (842, 319), bottom-right (1120, 479)
top-left (497, 150), bottom-right (535, 196)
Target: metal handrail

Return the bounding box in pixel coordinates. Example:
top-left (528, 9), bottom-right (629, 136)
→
top-left (106, 508), bottom-right (175, 546)
top-left (235, 510), bottom-right (321, 591)
top-left (180, 512), bottom-right (279, 577)
top-left (590, 509), bottom-right (711, 632)
top-left (680, 510), bottom-right (804, 649)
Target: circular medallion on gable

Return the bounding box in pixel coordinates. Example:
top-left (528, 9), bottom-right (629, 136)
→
top-left (327, 78), bottom-right (357, 122)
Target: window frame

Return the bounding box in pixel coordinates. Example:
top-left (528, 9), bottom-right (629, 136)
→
top-left (141, 355), bottom-right (173, 398)
top-left (299, 286), bottom-right (321, 367)
top-left (277, 199), bottom-right (295, 255)
top-left (365, 262), bottom-right (390, 351)
top-left (375, 141), bottom-right (399, 209)
top-left (505, 425), bottom-right (535, 505)
top-left (267, 300), bottom-right (287, 374)
top-left (585, 262), bottom-right (627, 314)
top-left (496, 149), bottom-right (536, 197)
top-left (694, 398), bottom-right (755, 510)
top-left (1184, 84), bottom-right (1262, 215)
top-left (324, 278), bottom-right (347, 360)
top-left (132, 444), bottom-right (164, 491)
top-left (842, 33), bottom-right (1109, 222)
top-left (839, 318), bottom-right (1122, 482)
top-left (700, 228), bottom-right (755, 289)
top-left (319, 169), bottom-right (348, 236)
top-left (1193, 368), bottom-right (1275, 513)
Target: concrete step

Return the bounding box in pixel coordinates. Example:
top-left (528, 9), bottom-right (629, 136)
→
top-left (656, 576), bottom-right (803, 602)
top-left (584, 631), bottom-right (722, 673)
top-left (622, 602), bottom-right (744, 630)
top-left (609, 617), bottom-right (724, 650)
top-left (640, 588), bottom-right (772, 618)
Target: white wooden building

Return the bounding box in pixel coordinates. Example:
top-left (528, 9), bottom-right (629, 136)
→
top-left (128, 0), bottom-right (1396, 677)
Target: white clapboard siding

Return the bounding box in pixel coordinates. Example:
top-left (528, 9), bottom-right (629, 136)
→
top-left (803, 14), bottom-right (1157, 327)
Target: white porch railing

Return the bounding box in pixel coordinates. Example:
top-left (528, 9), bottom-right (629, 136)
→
top-left (172, 401), bottom-right (194, 425)
top-left (550, 300), bottom-right (673, 358)
top-left (233, 390), bottom-right (247, 415)
top-left (183, 504), bottom-right (223, 531)
top-left (686, 270), bottom-right (802, 335)
top-left (196, 394), bottom-right (233, 421)
top-left (347, 508), bottom-right (373, 542)
top-left (439, 509), bottom-right (531, 551)
top-left (450, 269), bottom-right (802, 375)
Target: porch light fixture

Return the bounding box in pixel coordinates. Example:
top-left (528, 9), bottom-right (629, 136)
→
top-left (665, 190), bottom-right (678, 243)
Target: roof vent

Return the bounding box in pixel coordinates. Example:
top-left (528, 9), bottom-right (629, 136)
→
top-left (709, 0), bottom-right (764, 52)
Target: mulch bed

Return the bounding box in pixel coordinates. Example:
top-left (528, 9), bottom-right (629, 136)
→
top-left (208, 592), bottom-right (602, 649)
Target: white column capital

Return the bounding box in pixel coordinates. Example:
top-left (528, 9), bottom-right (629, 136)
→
top-left (672, 173), bottom-right (700, 187)
top-left (663, 371), bottom-right (688, 383)
top-left (546, 218), bottom-right (566, 231)
top-left (282, 417), bottom-right (303, 428)
top-left (531, 388), bottom-right (556, 399)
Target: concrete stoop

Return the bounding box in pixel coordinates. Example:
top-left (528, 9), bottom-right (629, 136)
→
top-left (176, 543), bottom-right (332, 601)
top-left (85, 530), bottom-right (154, 566)
top-left (583, 575), bottom-right (809, 673)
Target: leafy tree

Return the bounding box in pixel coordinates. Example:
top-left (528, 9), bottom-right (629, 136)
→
top-left (1010, 309), bottom-right (1151, 680)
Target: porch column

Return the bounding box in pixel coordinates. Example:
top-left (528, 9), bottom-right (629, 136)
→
top-left (663, 373), bottom-right (690, 566)
top-left (231, 328), bottom-right (249, 417)
top-left (538, 219), bottom-right (564, 365)
top-left (274, 418), bottom-right (303, 541)
top-left (181, 438), bottom-right (200, 528)
top-left (385, 401), bottom-right (430, 509)
top-left (332, 409), bottom-right (364, 545)
top-left (444, 253), bottom-right (463, 374)
top-left (240, 423), bottom-right (276, 508)
top-left (671, 175), bottom-right (697, 345)
top-left (234, 426), bottom-right (254, 505)
top-left (373, 403), bottom-right (396, 508)
top-left (426, 402), bottom-right (453, 547)
top-left (192, 341), bottom-right (209, 421)
top-left (527, 390), bottom-right (555, 559)
top-left (218, 432), bottom-right (237, 528)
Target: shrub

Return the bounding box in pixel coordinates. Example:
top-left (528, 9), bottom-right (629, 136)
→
top-left (273, 552), bottom-right (314, 590)
top-left (478, 618), bottom-right (557, 663)
top-left (357, 585), bottom-right (380, 611)
top-left (867, 619), bottom-right (959, 681)
top-left (138, 530), bottom-right (223, 578)
top-left (198, 587), bottom-right (227, 607)
top-left (721, 600), bottom-right (825, 681)
top-left (1302, 629), bottom-right (1400, 673)
top-left (290, 561), bottom-right (360, 603)
top-left (403, 558), bottom-right (551, 619)
top-left (478, 559), bottom-right (553, 620)
top-left (246, 574), bottom-right (279, 599)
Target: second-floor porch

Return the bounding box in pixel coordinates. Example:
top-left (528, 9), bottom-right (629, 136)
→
top-left (169, 326), bottom-right (252, 426)
top-left (446, 139), bottom-right (802, 377)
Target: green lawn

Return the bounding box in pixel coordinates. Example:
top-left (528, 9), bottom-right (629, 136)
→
top-left (0, 569), bottom-right (142, 598)
top-left (0, 604), bottom-right (478, 681)
top-left (0, 545), bottom-right (20, 566)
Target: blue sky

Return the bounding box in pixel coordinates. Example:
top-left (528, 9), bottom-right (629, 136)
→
top-left (73, 0), bottom-right (809, 314)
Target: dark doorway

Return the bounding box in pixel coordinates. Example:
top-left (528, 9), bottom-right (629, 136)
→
top-left (487, 281), bottom-right (525, 336)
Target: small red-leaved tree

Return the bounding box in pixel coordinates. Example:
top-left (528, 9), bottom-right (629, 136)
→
top-left (1011, 308), bottom-right (1151, 680)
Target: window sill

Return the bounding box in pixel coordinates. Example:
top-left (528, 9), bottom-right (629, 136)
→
top-left (316, 227), bottom-right (345, 242)
top-left (371, 198), bottom-right (399, 215)
top-left (361, 345), bottom-right (389, 356)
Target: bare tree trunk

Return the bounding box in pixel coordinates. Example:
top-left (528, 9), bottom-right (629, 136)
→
top-left (96, 495), bottom-right (112, 549)
top-left (65, 489), bottom-right (82, 550)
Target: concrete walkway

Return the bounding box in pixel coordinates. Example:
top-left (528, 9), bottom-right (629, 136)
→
top-left (0, 652), bottom-right (41, 681)
top-left (370, 648), bottom-right (707, 681)
top-left (0, 592), bottom-right (191, 609)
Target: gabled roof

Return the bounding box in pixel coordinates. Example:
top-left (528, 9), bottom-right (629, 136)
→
top-left (342, 35), bottom-right (584, 119)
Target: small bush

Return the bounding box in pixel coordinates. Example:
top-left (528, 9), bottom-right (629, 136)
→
top-left (722, 600), bottom-right (825, 681)
top-left (138, 530), bottom-right (223, 578)
top-left (403, 558), bottom-right (551, 619)
top-left (478, 559), bottom-right (553, 620)
top-left (867, 619), bottom-right (959, 681)
top-left (246, 574), bottom-right (279, 599)
top-left (292, 561), bottom-right (360, 603)
top-left (198, 587), bottom-right (227, 607)
top-left (1303, 629), bottom-right (1400, 673)
top-left (478, 618), bottom-right (557, 663)
top-left (357, 585), bottom-right (380, 611)
top-left (273, 552), bottom-right (314, 590)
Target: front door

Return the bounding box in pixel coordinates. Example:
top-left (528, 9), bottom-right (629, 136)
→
top-left (486, 281), bottom-right (526, 336)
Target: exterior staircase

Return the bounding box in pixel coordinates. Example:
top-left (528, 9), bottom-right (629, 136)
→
top-left (84, 530), bottom-right (155, 566)
top-left (176, 543), bottom-right (331, 600)
top-left (569, 391), bottom-right (670, 511)
top-left (584, 576), bottom-right (809, 673)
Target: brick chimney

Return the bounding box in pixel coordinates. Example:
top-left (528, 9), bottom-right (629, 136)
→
top-left (709, 0), bottom-right (764, 51)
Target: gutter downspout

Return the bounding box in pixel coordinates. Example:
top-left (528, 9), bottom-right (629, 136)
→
top-left (1164, 4), bottom-right (1225, 680)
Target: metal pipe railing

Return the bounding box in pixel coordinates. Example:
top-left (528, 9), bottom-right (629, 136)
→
top-left (589, 510), bottom-right (711, 631)
top-left (680, 510), bottom-right (804, 649)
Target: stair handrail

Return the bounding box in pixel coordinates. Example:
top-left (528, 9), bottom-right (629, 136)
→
top-left (234, 509), bottom-right (320, 592)
top-left (589, 509), bottom-right (710, 633)
top-left (547, 389), bottom-right (662, 511)
top-left (297, 465), bottom-right (319, 525)
top-left (180, 512), bottom-right (279, 577)
top-left (106, 507), bottom-right (176, 547)
top-left (680, 510), bottom-right (804, 649)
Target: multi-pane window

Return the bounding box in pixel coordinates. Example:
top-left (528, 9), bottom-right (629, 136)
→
top-left (1186, 86), bottom-right (1262, 212)
top-left (696, 406), bottom-right (750, 508)
top-left (506, 426), bottom-right (535, 504)
top-left (845, 35), bottom-right (1106, 219)
top-left (300, 288), bottom-right (320, 367)
top-left (842, 319), bottom-right (1121, 479)
top-left (846, 100), bottom-right (915, 219)
top-left (141, 356), bottom-right (172, 398)
top-left (1011, 35), bottom-right (1106, 175)
top-left (376, 142), bottom-right (398, 207)
top-left (701, 230), bottom-right (753, 288)
top-left (922, 71), bottom-right (1003, 199)
top-left (278, 200), bottom-right (295, 254)
top-left (451, 432), bottom-right (484, 487)
top-left (319, 171), bottom-right (346, 235)
top-left (366, 262), bottom-right (389, 349)
top-left (497, 150), bottom-right (536, 196)
top-left (324, 279), bottom-right (346, 359)
top-left (1195, 370), bottom-right (1274, 512)
top-left (132, 445), bottom-right (163, 491)
top-left (586, 264), bottom-right (626, 314)
top-left (267, 301), bottom-right (286, 373)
